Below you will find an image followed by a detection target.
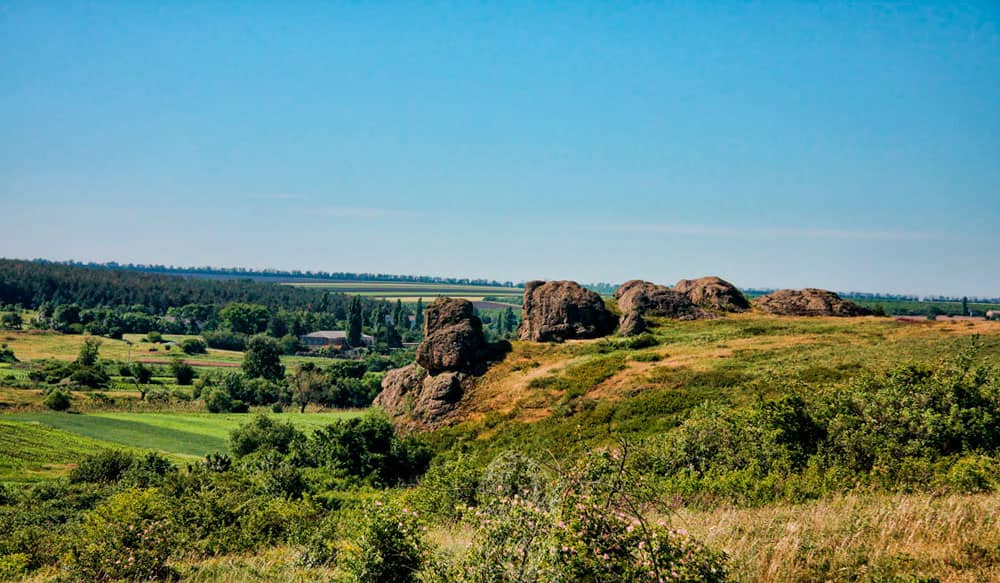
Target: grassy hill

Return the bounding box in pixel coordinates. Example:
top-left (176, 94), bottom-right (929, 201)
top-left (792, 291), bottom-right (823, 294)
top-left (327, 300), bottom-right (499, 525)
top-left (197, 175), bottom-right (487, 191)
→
top-left (433, 314), bottom-right (1000, 453)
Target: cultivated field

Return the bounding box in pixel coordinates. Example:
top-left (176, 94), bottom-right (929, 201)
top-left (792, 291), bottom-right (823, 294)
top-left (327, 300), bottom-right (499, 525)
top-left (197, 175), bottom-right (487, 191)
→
top-left (285, 280), bottom-right (522, 303)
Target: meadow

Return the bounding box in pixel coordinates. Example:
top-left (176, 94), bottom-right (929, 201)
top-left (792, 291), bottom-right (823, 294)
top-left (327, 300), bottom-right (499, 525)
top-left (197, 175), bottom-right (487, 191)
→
top-left (285, 280), bottom-right (523, 303)
top-left (2, 312), bottom-right (999, 582)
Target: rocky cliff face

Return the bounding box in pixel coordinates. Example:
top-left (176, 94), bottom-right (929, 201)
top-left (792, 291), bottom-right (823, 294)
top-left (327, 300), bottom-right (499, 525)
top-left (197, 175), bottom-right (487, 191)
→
top-left (753, 288), bottom-right (873, 317)
top-left (518, 280), bottom-right (616, 342)
top-left (375, 297), bottom-right (489, 428)
top-left (674, 276), bottom-right (750, 312)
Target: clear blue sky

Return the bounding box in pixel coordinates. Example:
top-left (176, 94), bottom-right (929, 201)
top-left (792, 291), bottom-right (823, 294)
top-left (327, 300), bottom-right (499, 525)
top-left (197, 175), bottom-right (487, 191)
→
top-left (2, 2), bottom-right (998, 296)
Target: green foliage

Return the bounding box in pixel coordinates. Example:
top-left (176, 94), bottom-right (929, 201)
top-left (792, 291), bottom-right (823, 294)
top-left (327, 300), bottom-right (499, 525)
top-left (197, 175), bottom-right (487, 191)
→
top-left (65, 488), bottom-right (177, 582)
top-left (146, 330), bottom-right (163, 343)
top-left (170, 358), bottom-right (196, 385)
top-left (229, 415), bottom-right (304, 458)
top-left (70, 450), bottom-right (137, 484)
top-left (303, 411), bottom-right (432, 485)
top-left (219, 303), bottom-right (271, 335)
top-left (203, 386), bottom-right (249, 414)
top-left (75, 337), bottom-right (101, 367)
top-left (180, 337), bottom-right (208, 354)
top-left (339, 498), bottom-right (429, 583)
top-left (203, 329), bottom-right (248, 351)
top-left (242, 334), bottom-right (285, 381)
top-left (428, 448), bottom-right (728, 583)
top-left (43, 389), bottom-right (71, 411)
top-left (0, 344), bottom-right (17, 364)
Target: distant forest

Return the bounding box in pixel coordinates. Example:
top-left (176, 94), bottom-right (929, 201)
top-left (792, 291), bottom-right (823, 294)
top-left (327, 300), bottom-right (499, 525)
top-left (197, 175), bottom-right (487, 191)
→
top-left (35, 259), bottom-right (523, 288)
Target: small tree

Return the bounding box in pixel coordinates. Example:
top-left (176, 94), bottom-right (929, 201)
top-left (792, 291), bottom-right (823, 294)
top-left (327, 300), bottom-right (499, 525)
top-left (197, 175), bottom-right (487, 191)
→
top-left (76, 337), bottom-right (102, 367)
top-left (131, 362), bottom-right (153, 400)
top-left (180, 337), bottom-right (207, 355)
top-left (291, 367), bottom-right (327, 413)
top-left (44, 389), bottom-right (72, 411)
top-left (170, 358), bottom-right (195, 385)
top-left (243, 335), bottom-right (285, 381)
top-left (348, 296), bottom-right (364, 347)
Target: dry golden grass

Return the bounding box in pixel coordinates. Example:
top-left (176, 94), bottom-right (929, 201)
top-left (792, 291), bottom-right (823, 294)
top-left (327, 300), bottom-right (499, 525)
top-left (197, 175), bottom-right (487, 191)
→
top-left (453, 314), bottom-right (1000, 427)
top-left (672, 493), bottom-right (1000, 583)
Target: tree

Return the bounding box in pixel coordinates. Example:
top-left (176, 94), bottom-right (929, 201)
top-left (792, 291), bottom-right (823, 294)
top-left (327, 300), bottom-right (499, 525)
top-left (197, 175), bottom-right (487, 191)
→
top-left (242, 334), bottom-right (285, 381)
top-left (291, 367), bottom-right (327, 413)
top-left (348, 296), bottom-right (364, 347)
top-left (503, 306), bottom-right (517, 337)
top-left (392, 300), bottom-right (403, 328)
top-left (0, 311), bottom-right (23, 329)
top-left (219, 303), bottom-right (271, 335)
top-left (170, 358), bottom-right (195, 385)
top-left (44, 389), bottom-right (72, 411)
top-left (77, 337), bottom-right (102, 367)
top-left (962, 296), bottom-right (969, 316)
top-left (132, 362), bottom-right (153, 400)
top-left (180, 337), bottom-right (207, 355)
top-left (414, 298), bottom-right (424, 331)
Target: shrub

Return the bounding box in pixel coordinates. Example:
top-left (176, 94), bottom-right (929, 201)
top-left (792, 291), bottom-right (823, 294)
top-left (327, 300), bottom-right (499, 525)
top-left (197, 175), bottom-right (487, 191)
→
top-left (180, 337), bottom-right (208, 355)
top-left (70, 450), bottom-right (136, 484)
top-left (229, 415), bottom-right (303, 458)
top-left (339, 498), bottom-right (428, 583)
top-left (146, 330), bottom-right (163, 343)
top-left (203, 330), bottom-right (248, 351)
top-left (170, 358), bottom-right (195, 385)
top-left (43, 389), bottom-right (71, 411)
top-left (65, 488), bottom-right (177, 582)
top-left (203, 386), bottom-right (248, 414)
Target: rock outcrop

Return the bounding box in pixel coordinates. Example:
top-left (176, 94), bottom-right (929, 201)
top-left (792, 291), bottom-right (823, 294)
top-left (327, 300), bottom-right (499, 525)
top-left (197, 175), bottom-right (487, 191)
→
top-left (753, 288), bottom-right (873, 317)
top-left (615, 280), bottom-right (703, 320)
top-left (374, 365), bottom-right (469, 428)
top-left (518, 280), bottom-right (616, 342)
top-left (416, 297), bottom-right (487, 374)
top-left (674, 276), bottom-right (750, 312)
top-left (375, 297), bottom-right (490, 428)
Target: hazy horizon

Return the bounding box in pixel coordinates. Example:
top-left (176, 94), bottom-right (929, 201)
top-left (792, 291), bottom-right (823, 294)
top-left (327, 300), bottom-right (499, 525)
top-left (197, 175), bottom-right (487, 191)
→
top-left (2, 3), bottom-right (998, 296)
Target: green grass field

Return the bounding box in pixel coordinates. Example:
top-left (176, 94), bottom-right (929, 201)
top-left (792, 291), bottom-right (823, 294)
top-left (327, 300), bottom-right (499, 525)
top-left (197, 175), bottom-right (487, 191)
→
top-left (0, 410), bottom-right (363, 483)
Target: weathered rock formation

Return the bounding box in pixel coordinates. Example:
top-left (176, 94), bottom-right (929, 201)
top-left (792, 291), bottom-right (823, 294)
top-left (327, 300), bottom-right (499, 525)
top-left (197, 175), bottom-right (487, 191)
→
top-left (375, 297), bottom-right (489, 428)
top-left (674, 276), bottom-right (750, 312)
top-left (374, 365), bottom-right (470, 428)
top-left (416, 297), bottom-right (487, 374)
top-left (518, 280), bottom-right (616, 342)
top-left (753, 288), bottom-right (873, 317)
top-left (615, 280), bottom-right (703, 320)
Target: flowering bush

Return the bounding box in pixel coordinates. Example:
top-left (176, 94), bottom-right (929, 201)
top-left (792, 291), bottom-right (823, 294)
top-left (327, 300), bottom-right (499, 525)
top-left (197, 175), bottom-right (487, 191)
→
top-left (65, 488), bottom-right (177, 582)
top-left (340, 498), bottom-right (429, 583)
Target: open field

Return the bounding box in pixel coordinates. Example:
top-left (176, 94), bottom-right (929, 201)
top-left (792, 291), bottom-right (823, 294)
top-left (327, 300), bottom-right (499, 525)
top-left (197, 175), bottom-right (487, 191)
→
top-left (285, 280), bottom-right (523, 303)
top-left (0, 421), bottom-right (119, 482)
top-left (3, 411), bottom-right (360, 459)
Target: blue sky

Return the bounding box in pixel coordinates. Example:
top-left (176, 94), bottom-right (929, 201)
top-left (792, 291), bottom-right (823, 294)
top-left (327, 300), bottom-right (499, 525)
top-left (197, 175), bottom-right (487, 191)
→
top-left (1, 2), bottom-right (998, 296)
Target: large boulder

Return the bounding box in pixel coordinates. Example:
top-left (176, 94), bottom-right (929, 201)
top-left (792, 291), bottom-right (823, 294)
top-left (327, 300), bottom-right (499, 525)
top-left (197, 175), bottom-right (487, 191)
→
top-left (416, 298), bottom-right (487, 374)
top-left (373, 364), bottom-right (469, 428)
top-left (753, 288), bottom-right (873, 317)
top-left (674, 276), bottom-right (750, 312)
top-left (518, 280), bottom-right (616, 342)
top-left (614, 280), bottom-right (702, 320)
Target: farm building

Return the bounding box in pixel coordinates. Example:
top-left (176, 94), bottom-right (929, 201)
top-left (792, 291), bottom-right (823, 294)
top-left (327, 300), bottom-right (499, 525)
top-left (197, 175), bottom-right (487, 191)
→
top-left (300, 331), bottom-right (374, 348)
top-left (988, 310), bottom-right (1000, 320)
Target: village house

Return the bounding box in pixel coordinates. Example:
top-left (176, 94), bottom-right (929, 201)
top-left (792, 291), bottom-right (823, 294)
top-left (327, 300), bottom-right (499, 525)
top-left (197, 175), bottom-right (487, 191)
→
top-left (300, 330), bottom-right (374, 349)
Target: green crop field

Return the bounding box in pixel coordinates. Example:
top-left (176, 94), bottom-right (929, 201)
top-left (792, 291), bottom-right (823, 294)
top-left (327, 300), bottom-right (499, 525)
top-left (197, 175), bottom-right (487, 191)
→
top-left (284, 280), bottom-right (523, 302)
top-left (0, 420), bottom-right (118, 482)
top-left (2, 410), bottom-right (362, 464)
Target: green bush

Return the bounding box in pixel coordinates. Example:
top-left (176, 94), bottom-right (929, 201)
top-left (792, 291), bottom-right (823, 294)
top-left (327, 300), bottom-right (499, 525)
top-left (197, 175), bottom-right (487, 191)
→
top-left (43, 389), bottom-right (71, 411)
top-left (339, 498), bottom-right (428, 583)
top-left (0, 553), bottom-right (29, 581)
top-left (170, 358), bottom-right (195, 385)
top-left (65, 488), bottom-right (177, 582)
top-left (180, 337), bottom-right (208, 355)
top-left (229, 415), bottom-right (303, 458)
top-left (70, 450), bottom-right (137, 484)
